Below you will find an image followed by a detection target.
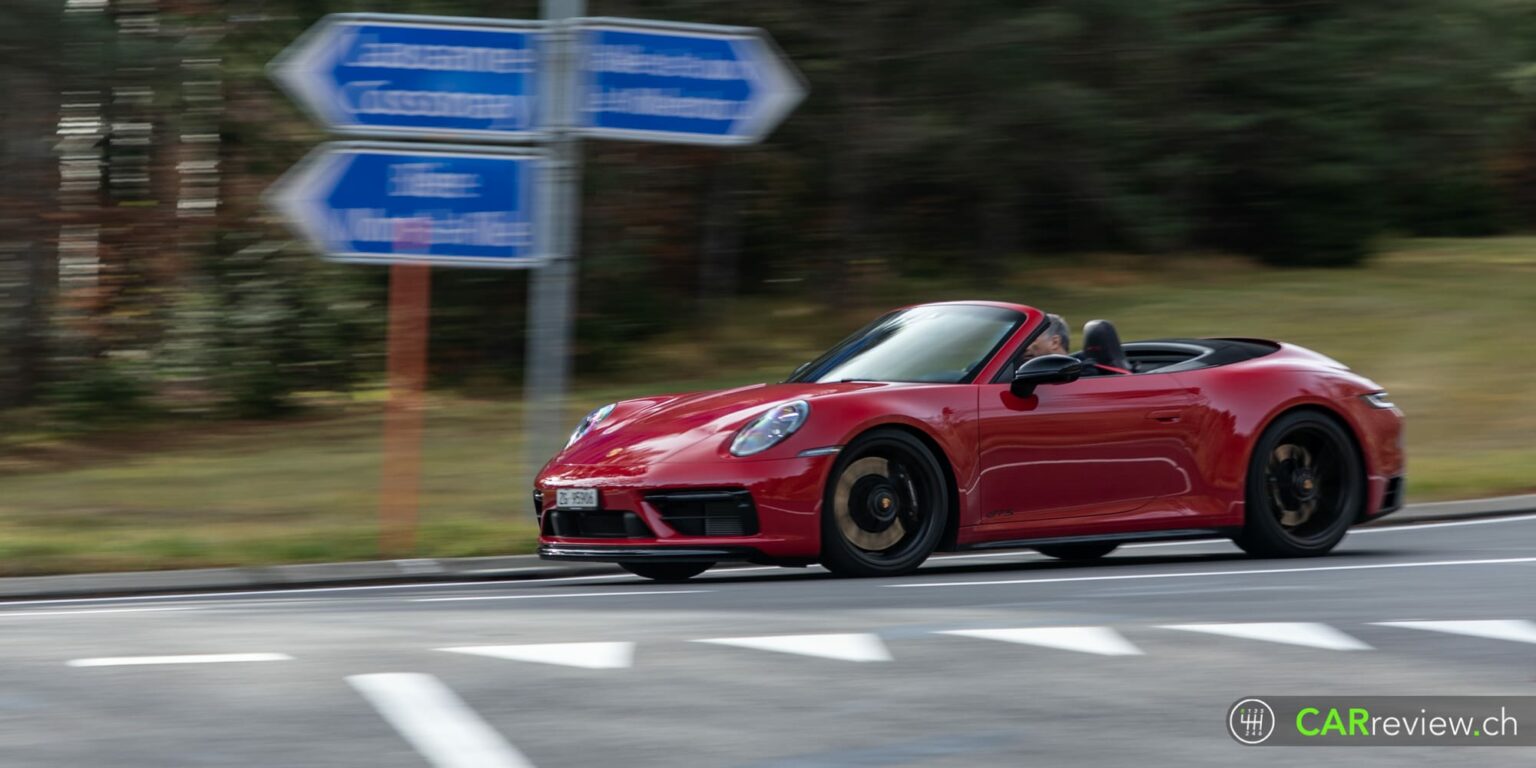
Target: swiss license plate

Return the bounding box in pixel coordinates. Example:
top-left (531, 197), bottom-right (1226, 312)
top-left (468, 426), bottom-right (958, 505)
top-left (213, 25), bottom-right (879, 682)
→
top-left (556, 487), bottom-right (599, 510)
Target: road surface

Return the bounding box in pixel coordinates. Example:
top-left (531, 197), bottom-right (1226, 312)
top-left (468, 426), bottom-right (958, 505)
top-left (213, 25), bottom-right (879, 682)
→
top-left (2, 514), bottom-right (1534, 766)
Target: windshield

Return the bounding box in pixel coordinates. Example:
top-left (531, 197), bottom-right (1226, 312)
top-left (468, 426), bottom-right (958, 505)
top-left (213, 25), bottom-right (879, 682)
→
top-left (788, 305), bottom-right (1024, 384)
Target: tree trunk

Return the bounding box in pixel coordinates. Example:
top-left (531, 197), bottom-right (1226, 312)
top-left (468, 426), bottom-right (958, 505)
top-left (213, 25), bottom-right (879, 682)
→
top-left (0, 59), bottom-right (61, 407)
top-left (698, 156), bottom-right (740, 311)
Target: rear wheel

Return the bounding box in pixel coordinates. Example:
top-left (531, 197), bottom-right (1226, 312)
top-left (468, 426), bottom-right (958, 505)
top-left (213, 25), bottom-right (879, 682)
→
top-left (1233, 411), bottom-right (1363, 557)
top-left (1034, 542), bottom-right (1118, 560)
top-left (820, 430), bottom-right (949, 577)
top-left (620, 562), bottom-right (713, 581)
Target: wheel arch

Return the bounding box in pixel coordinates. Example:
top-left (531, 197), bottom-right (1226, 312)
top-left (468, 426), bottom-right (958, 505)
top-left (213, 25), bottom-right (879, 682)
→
top-left (838, 422), bottom-right (964, 552)
top-left (1248, 402), bottom-right (1369, 523)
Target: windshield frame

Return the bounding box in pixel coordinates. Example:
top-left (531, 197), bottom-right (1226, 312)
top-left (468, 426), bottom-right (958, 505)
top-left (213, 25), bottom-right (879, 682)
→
top-left (786, 304), bottom-right (1028, 385)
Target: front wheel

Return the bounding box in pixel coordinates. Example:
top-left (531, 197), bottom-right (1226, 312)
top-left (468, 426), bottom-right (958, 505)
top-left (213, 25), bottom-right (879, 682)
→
top-left (1233, 411), bottom-right (1363, 557)
top-left (620, 562), bottom-right (713, 581)
top-left (820, 430), bottom-right (950, 577)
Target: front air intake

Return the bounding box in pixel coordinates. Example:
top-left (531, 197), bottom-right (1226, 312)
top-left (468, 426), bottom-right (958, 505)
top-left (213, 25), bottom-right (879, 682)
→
top-left (1380, 477), bottom-right (1405, 515)
top-left (542, 509), bottom-right (653, 539)
top-left (646, 490), bottom-right (760, 537)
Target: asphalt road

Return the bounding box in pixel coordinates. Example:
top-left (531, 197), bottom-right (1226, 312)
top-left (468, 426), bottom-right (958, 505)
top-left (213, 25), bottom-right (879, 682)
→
top-left (2, 515), bottom-right (1534, 767)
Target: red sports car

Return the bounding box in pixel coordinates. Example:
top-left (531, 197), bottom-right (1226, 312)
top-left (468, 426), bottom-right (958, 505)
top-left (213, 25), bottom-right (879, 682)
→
top-left (535, 302), bottom-right (1405, 580)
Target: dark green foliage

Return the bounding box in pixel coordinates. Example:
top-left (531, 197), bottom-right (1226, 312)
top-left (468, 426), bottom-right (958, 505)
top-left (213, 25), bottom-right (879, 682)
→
top-left (45, 358), bottom-right (153, 426)
top-left (7, 0), bottom-right (1536, 418)
top-left (157, 233), bottom-right (383, 418)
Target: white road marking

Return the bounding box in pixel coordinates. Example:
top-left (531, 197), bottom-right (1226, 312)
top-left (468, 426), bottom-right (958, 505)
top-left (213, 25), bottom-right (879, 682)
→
top-left (1009, 513), bottom-right (1536, 555)
top-left (1111, 513), bottom-right (1536, 550)
top-left (1122, 538), bottom-right (1226, 550)
top-left (0, 511), bottom-right (1525, 612)
top-left (931, 550), bottom-right (1048, 561)
top-left (485, 564), bottom-right (807, 584)
top-left (888, 556), bottom-right (1536, 589)
top-left (414, 590), bottom-right (708, 603)
top-left (0, 606), bottom-right (205, 619)
top-left (1352, 512), bottom-right (1536, 532)
top-left (348, 673), bottom-right (535, 768)
top-left (1372, 619), bottom-right (1536, 645)
top-left (67, 652), bottom-right (293, 667)
top-left (938, 626), bottom-right (1143, 656)
top-left (490, 573), bottom-right (654, 584)
top-left (440, 642), bottom-right (635, 670)
top-left (1160, 622), bottom-right (1371, 651)
top-left (462, 567), bottom-right (555, 575)
top-left (693, 633), bottom-right (892, 662)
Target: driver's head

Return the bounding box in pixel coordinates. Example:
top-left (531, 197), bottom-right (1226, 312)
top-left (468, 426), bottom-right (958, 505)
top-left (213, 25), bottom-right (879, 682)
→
top-left (1025, 313), bottom-right (1070, 358)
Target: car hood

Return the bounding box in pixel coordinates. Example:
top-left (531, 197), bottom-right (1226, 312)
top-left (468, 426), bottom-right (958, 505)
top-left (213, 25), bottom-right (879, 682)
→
top-left (550, 381), bottom-right (885, 467)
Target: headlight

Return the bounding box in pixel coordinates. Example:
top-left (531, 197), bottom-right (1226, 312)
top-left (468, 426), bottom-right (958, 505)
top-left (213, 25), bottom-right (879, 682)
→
top-left (730, 401), bottom-right (809, 457)
top-left (1361, 391), bottom-right (1396, 410)
top-left (566, 403), bottom-right (616, 447)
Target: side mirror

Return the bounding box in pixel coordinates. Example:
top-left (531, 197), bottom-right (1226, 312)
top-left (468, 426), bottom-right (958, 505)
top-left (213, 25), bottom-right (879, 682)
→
top-left (1010, 354), bottom-right (1083, 398)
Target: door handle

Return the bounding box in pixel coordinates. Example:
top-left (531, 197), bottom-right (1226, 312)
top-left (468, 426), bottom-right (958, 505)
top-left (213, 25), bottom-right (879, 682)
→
top-left (1148, 409), bottom-right (1184, 423)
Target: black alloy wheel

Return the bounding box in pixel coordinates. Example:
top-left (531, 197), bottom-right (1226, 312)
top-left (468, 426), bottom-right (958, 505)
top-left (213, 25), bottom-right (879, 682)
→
top-left (1233, 411), bottom-right (1363, 557)
top-left (820, 429), bottom-right (949, 577)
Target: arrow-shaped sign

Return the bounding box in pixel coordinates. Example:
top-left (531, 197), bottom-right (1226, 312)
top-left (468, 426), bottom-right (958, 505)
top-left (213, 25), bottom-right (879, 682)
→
top-left (269, 14), bottom-right (545, 141)
top-left (575, 19), bottom-right (807, 145)
top-left (267, 142), bottom-right (547, 269)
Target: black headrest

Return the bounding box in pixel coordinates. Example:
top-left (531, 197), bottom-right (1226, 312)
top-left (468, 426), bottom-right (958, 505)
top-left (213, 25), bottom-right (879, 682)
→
top-left (1082, 319), bottom-right (1130, 371)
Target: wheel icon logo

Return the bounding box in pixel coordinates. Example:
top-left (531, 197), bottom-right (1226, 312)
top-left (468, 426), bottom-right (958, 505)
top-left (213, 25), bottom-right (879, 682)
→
top-left (1228, 698), bottom-right (1276, 745)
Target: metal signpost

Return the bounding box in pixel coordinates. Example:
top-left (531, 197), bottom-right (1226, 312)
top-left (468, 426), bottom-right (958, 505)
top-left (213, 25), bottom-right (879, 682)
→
top-left (269, 8), bottom-right (804, 554)
top-left (522, 0), bottom-right (585, 492)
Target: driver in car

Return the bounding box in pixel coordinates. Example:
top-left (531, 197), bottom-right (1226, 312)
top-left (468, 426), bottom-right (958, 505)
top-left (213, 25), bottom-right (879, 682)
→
top-left (1024, 313), bottom-right (1071, 358)
top-left (1023, 313), bottom-right (1129, 376)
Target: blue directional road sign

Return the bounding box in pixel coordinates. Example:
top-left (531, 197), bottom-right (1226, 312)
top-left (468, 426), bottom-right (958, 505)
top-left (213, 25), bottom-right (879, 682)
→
top-left (575, 20), bottom-right (807, 145)
top-left (268, 143), bottom-right (546, 269)
top-left (269, 14), bottom-right (543, 141)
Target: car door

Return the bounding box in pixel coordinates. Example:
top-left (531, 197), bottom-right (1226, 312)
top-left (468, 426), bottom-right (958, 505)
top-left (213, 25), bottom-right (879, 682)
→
top-left (974, 370), bottom-right (1202, 528)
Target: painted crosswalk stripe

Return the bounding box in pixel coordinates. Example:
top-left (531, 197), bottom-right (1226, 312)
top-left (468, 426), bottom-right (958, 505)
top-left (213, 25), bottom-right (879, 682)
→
top-left (937, 627), bottom-right (1143, 656)
top-left (348, 673), bottom-right (536, 768)
top-left (1373, 619), bottom-right (1536, 645)
top-left (67, 653), bottom-right (293, 667)
top-left (439, 642), bottom-right (634, 670)
top-left (693, 633), bottom-right (892, 662)
top-left (1160, 622), bottom-right (1371, 650)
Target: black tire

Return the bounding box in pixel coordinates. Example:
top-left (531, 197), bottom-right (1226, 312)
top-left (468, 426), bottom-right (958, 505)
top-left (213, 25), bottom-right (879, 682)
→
top-left (1233, 410), bottom-right (1363, 557)
top-left (1034, 542), bottom-right (1119, 560)
top-left (820, 429), bottom-right (950, 577)
top-left (620, 562), bottom-right (713, 581)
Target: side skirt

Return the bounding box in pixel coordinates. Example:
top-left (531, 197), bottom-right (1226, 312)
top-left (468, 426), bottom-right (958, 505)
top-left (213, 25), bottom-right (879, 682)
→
top-left (958, 527), bottom-right (1229, 552)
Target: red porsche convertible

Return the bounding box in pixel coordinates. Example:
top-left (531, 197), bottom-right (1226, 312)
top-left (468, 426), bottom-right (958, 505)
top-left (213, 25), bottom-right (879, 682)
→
top-left (535, 302), bottom-right (1405, 580)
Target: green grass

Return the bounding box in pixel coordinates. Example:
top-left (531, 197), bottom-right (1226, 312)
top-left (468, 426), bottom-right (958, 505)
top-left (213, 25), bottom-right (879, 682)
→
top-left (0, 236), bottom-right (1532, 575)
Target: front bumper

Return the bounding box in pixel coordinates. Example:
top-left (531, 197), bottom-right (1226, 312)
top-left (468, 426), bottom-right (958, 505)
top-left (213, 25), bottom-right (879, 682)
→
top-left (534, 454), bottom-right (836, 564)
top-left (538, 544), bottom-right (766, 564)
top-left (1364, 474), bottom-right (1406, 521)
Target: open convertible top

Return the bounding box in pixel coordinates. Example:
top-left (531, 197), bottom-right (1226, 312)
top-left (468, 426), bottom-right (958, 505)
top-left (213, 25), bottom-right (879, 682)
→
top-left (1092, 338), bottom-right (1280, 374)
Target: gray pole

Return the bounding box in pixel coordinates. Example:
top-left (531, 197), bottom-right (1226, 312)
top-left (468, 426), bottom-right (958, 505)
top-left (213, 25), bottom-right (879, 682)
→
top-left (524, 0), bottom-right (584, 499)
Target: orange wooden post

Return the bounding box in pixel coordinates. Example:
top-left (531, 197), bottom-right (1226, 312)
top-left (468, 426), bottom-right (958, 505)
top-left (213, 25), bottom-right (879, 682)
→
top-left (380, 263), bottom-right (431, 556)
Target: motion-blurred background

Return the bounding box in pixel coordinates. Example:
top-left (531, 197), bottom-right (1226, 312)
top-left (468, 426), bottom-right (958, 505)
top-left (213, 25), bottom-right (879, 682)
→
top-left (0, 0), bottom-right (1533, 576)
